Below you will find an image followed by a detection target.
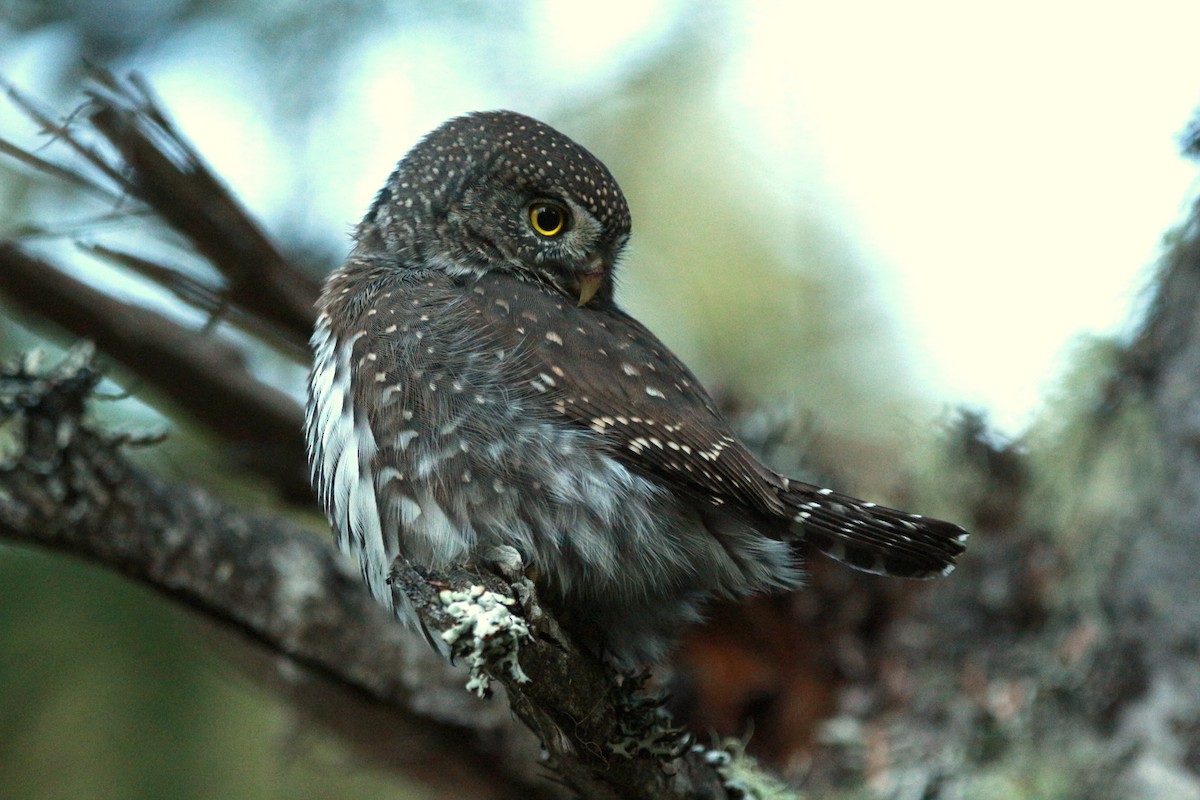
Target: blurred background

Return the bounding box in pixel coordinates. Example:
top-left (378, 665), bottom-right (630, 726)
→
top-left (2, 1), bottom-right (1199, 798)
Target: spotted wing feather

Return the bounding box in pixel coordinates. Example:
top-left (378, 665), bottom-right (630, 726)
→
top-left (783, 485), bottom-right (967, 578)
top-left (465, 273), bottom-right (968, 578)
top-left (465, 273), bottom-right (786, 513)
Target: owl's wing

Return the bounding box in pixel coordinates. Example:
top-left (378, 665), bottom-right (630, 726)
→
top-left (467, 272), bottom-right (967, 578)
top-left (466, 273), bottom-right (789, 514)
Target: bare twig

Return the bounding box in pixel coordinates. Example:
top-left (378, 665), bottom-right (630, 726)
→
top-left (2, 70), bottom-right (322, 344)
top-left (80, 241), bottom-right (310, 358)
top-left (84, 70), bottom-right (321, 340)
top-left (0, 75), bottom-right (134, 194)
top-left (0, 242), bottom-right (311, 499)
top-left (0, 133), bottom-right (127, 205)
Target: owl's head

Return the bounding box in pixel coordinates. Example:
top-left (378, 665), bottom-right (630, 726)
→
top-left (358, 110), bottom-right (632, 307)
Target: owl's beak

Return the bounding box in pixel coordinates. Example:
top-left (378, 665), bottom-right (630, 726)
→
top-left (577, 256), bottom-right (606, 306)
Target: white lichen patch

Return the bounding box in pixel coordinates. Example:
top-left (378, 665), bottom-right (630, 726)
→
top-left (439, 584), bottom-right (531, 696)
top-left (691, 741), bottom-right (799, 800)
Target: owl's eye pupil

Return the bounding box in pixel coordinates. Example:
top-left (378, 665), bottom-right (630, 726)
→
top-left (529, 203), bottom-right (567, 237)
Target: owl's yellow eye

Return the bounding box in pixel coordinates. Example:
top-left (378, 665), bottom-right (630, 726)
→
top-left (529, 202), bottom-right (567, 237)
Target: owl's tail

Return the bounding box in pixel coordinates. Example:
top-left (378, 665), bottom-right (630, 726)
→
top-left (782, 484), bottom-right (969, 579)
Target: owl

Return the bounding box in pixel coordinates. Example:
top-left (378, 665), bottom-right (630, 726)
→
top-left (306, 111), bottom-right (967, 662)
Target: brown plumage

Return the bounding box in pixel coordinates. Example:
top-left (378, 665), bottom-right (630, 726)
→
top-left (306, 111), bottom-right (968, 662)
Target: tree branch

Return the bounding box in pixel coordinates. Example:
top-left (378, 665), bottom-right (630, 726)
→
top-left (84, 69), bottom-right (320, 343)
top-left (0, 242), bottom-right (311, 500)
top-left (0, 349), bottom-right (762, 799)
top-left (396, 559), bottom-right (738, 799)
top-left (0, 71), bottom-right (322, 499)
top-left (0, 348), bottom-right (554, 799)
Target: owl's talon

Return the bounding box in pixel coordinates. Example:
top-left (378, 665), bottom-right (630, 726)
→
top-left (481, 544), bottom-right (525, 581)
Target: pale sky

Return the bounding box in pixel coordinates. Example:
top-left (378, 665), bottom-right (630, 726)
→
top-left (721, 1), bottom-right (1200, 432)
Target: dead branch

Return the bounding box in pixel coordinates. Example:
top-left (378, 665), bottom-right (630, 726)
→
top-left (0, 347), bottom-right (558, 799)
top-left (85, 70), bottom-right (320, 342)
top-left (0, 241), bottom-right (311, 500)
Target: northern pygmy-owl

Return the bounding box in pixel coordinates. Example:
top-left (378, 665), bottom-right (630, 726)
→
top-left (306, 111), bottom-right (968, 662)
